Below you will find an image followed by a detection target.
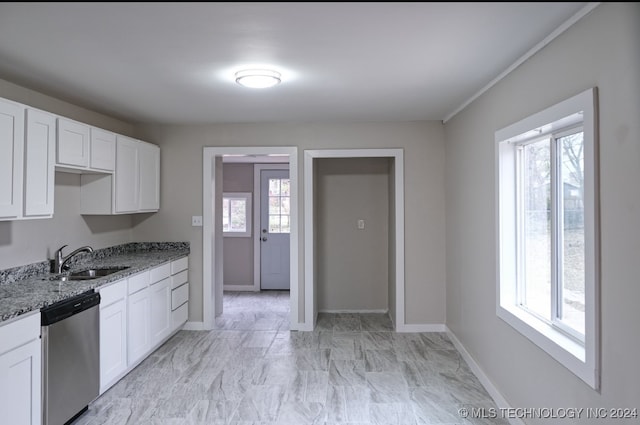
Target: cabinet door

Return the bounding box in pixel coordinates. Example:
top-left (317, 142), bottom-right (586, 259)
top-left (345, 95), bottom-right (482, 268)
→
top-left (90, 128), bottom-right (116, 172)
top-left (127, 287), bottom-right (150, 365)
top-left (24, 109), bottom-right (55, 217)
top-left (0, 99), bottom-right (24, 220)
top-left (57, 118), bottom-right (90, 168)
top-left (0, 338), bottom-right (41, 425)
top-left (99, 298), bottom-right (127, 394)
top-left (115, 136), bottom-right (139, 213)
top-left (138, 141), bottom-right (160, 211)
top-left (150, 277), bottom-right (171, 346)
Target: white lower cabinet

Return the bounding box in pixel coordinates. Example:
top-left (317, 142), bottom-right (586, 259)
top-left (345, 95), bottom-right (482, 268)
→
top-left (150, 277), bottom-right (171, 346)
top-left (0, 312), bottom-right (41, 425)
top-left (97, 256), bottom-right (189, 395)
top-left (127, 284), bottom-right (151, 366)
top-left (98, 279), bottom-right (127, 394)
top-left (170, 257), bottom-right (189, 332)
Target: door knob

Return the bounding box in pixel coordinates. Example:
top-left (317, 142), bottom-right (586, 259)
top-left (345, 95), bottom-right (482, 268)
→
top-left (261, 237), bottom-right (268, 242)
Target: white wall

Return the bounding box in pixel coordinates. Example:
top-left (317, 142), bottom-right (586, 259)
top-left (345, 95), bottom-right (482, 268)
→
top-left (444, 3), bottom-right (640, 419)
top-left (316, 157), bottom-right (390, 312)
top-left (0, 79), bottom-right (135, 269)
top-left (133, 121), bottom-right (446, 326)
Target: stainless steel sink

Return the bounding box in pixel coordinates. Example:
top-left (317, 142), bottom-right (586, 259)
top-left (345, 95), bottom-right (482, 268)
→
top-left (70, 267), bottom-right (129, 278)
top-left (49, 266), bottom-right (130, 281)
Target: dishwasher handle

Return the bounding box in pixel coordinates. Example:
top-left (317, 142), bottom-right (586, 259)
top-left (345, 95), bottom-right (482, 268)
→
top-left (41, 291), bottom-right (101, 326)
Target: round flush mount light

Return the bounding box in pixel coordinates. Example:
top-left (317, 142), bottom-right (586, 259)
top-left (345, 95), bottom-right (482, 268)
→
top-left (235, 69), bottom-right (281, 89)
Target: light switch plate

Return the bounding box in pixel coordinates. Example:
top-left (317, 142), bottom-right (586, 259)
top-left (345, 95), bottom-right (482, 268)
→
top-left (357, 219), bottom-right (365, 229)
top-left (192, 216), bottom-right (203, 227)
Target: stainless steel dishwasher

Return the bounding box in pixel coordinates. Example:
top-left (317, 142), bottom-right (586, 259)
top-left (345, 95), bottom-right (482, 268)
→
top-left (41, 290), bottom-right (101, 425)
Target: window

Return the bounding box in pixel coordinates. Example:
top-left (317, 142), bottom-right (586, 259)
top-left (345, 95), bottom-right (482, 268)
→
top-left (268, 178), bottom-right (291, 233)
top-left (222, 192), bottom-right (251, 237)
top-left (496, 88), bottom-right (599, 389)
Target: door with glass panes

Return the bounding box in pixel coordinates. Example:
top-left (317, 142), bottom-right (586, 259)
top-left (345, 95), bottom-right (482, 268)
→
top-left (260, 169), bottom-right (290, 290)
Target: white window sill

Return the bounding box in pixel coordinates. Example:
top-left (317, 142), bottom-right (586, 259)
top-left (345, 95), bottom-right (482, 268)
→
top-left (497, 304), bottom-right (597, 389)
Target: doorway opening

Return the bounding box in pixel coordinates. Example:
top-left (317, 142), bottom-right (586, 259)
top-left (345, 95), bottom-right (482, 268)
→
top-left (202, 147), bottom-right (299, 330)
top-left (315, 157), bottom-right (391, 314)
top-left (304, 149), bottom-right (405, 331)
top-left (220, 161), bottom-right (290, 292)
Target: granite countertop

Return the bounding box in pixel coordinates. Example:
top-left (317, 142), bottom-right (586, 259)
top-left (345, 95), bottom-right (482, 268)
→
top-left (0, 242), bottom-right (190, 324)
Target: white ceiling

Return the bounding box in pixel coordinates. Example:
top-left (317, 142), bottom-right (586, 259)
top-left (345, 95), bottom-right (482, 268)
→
top-left (0, 2), bottom-right (590, 125)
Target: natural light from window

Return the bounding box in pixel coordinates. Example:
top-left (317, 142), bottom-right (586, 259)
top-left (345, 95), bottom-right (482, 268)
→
top-left (496, 87), bottom-right (599, 389)
top-left (268, 178), bottom-right (291, 234)
top-left (222, 192), bottom-right (251, 237)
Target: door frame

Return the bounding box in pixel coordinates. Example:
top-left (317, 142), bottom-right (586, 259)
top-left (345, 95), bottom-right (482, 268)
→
top-left (203, 147), bottom-right (299, 330)
top-left (253, 163), bottom-right (290, 292)
top-left (304, 149), bottom-right (405, 331)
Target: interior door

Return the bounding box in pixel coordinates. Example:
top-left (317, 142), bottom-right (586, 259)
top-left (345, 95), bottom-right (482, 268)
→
top-left (260, 169), bottom-right (290, 290)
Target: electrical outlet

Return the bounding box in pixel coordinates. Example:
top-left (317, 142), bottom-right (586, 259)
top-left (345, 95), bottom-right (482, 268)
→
top-left (192, 216), bottom-right (203, 227)
top-left (357, 219), bottom-right (365, 229)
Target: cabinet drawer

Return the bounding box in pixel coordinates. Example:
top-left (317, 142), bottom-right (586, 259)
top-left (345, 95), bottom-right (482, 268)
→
top-left (98, 279), bottom-right (127, 307)
top-left (171, 283), bottom-right (189, 310)
top-left (150, 263), bottom-right (171, 284)
top-left (171, 257), bottom-right (188, 275)
top-left (171, 302), bottom-right (188, 329)
top-left (0, 312), bottom-right (40, 355)
top-left (128, 271), bottom-right (150, 295)
top-left (171, 270), bottom-right (188, 289)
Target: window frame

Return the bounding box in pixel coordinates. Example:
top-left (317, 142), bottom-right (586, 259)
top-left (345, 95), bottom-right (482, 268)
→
top-left (222, 192), bottom-right (252, 238)
top-left (496, 87), bottom-right (600, 389)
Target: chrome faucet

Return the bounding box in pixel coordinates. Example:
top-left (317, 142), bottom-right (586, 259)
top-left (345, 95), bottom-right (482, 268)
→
top-left (55, 245), bottom-right (94, 274)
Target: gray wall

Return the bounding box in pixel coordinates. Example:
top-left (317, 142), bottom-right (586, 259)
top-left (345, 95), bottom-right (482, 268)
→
top-left (316, 158), bottom-right (389, 312)
top-left (0, 79), bottom-right (135, 269)
top-left (222, 163), bottom-right (254, 287)
top-left (444, 2), bottom-right (640, 418)
top-left (133, 122), bottom-right (447, 325)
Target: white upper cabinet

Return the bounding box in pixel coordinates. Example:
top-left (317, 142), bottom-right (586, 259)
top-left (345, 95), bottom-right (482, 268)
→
top-left (90, 128), bottom-right (116, 172)
top-left (0, 95), bottom-right (160, 217)
top-left (0, 98), bottom-right (24, 220)
top-left (24, 109), bottom-right (55, 218)
top-left (0, 100), bottom-right (55, 221)
top-left (138, 141), bottom-right (160, 212)
top-left (80, 135), bottom-right (160, 215)
top-left (114, 135), bottom-right (140, 213)
top-left (115, 137), bottom-right (159, 213)
top-left (57, 118), bottom-right (116, 174)
top-left (57, 117), bottom-right (90, 168)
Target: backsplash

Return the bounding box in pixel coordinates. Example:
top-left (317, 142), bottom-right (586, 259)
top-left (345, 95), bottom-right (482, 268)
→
top-left (0, 242), bottom-right (190, 285)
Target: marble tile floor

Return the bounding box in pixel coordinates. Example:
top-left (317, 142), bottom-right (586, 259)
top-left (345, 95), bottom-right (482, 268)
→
top-left (74, 291), bottom-right (508, 425)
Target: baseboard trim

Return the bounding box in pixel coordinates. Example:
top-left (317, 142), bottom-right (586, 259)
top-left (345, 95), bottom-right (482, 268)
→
top-left (318, 309), bottom-right (389, 314)
top-left (446, 327), bottom-right (525, 425)
top-left (182, 321), bottom-right (205, 331)
top-left (290, 322), bottom-right (314, 332)
top-left (223, 285), bottom-right (258, 292)
top-left (396, 323), bottom-right (447, 333)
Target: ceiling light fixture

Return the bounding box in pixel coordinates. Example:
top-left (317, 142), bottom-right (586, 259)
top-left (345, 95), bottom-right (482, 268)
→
top-left (235, 69), bottom-right (281, 89)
